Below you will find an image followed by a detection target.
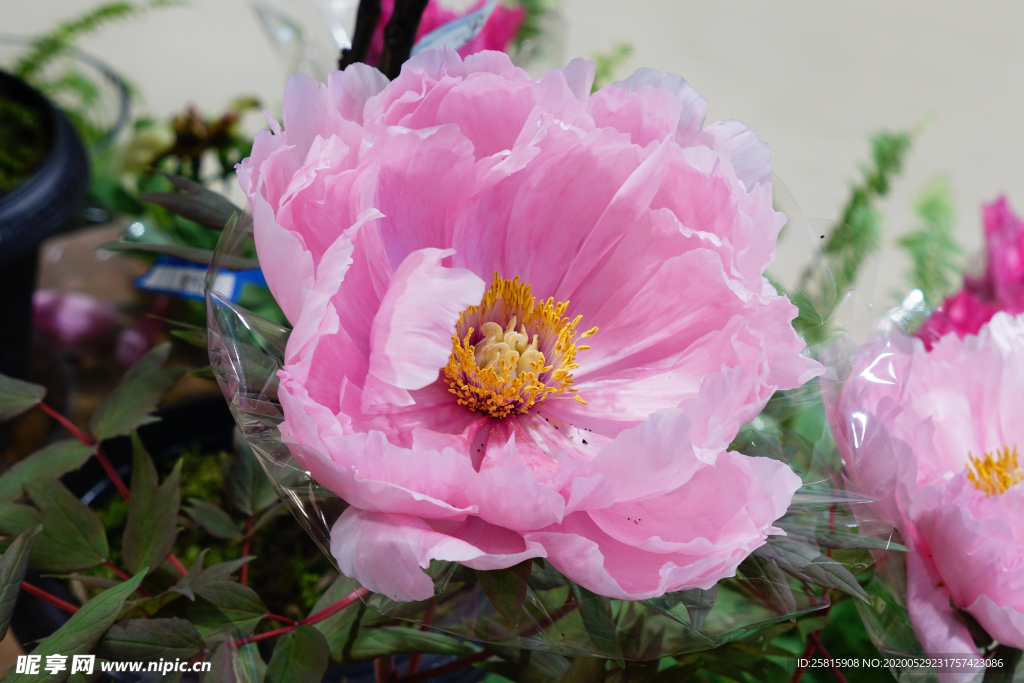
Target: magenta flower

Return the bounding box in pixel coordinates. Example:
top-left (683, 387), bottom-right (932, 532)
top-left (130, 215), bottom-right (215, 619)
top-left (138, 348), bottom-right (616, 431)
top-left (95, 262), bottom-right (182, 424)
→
top-left (238, 50), bottom-right (821, 601)
top-left (918, 196), bottom-right (1024, 348)
top-left (366, 0), bottom-right (526, 65)
top-left (831, 313), bottom-right (1024, 669)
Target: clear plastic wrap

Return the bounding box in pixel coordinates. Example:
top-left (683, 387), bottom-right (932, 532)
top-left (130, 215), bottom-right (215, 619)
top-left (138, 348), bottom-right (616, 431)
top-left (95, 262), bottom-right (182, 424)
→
top-left (205, 210), bottom-right (900, 660)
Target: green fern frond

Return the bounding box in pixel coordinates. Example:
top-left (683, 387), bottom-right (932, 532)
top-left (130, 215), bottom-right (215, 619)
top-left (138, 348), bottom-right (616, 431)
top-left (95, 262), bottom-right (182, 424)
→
top-left (897, 175), bottom-right (961, 307)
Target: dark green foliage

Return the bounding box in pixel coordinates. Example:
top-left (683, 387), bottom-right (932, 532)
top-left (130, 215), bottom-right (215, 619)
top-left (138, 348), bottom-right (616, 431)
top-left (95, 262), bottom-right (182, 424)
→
top-left (0, 374), bottom-right (46, 421)
top-left (121, 433), bottom-right (181, 575)
top-left (0, 526), bottom-right (43, 633)
top-left (7, 572), bottom-right (145, 683)
top-left (898, 175), bottom-right (962, 307)
top-left (0, 94), bottom-right (48, 195)
top-left (88, 342), bottom-right (185, 441)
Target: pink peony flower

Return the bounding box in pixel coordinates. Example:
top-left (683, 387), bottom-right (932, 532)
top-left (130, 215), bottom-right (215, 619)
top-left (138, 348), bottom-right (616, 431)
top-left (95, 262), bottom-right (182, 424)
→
top-left (918, 196), bottom-right (1024, 348)
top-left (238, 49), bottom-right (822, 601)
top-left (366, 0), bottom-right (526, 65)
top-left (830, 312), bottom-right (1024, 675)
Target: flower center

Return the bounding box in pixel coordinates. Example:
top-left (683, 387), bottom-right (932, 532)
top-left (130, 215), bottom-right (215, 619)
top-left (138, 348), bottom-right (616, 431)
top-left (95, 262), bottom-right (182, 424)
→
top-left (966, 446), bottom-right (1024, 497)
top-left (444, 274), bottom-right (596, 419)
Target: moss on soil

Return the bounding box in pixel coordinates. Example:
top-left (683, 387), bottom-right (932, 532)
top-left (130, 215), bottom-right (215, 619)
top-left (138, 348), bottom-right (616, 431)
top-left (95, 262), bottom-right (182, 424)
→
top-left (0, 91), bottom-right (48, 195)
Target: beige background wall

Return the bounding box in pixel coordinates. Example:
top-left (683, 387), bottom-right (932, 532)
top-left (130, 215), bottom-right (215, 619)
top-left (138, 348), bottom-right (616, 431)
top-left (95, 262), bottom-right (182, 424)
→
top-left (6, 0), bottom-right (1023, 304)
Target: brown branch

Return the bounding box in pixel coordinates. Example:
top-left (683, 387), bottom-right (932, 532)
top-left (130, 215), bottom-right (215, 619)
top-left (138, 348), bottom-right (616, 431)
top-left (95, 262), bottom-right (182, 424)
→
top-left (340, 0), bottom-right (383, 70)
top-left (377, 0), bottom-right (430, 79)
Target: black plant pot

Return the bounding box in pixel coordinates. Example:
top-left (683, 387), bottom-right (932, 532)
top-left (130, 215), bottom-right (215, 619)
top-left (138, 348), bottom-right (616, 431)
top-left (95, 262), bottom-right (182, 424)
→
top-left (0, 70), bottom-right (89, 380)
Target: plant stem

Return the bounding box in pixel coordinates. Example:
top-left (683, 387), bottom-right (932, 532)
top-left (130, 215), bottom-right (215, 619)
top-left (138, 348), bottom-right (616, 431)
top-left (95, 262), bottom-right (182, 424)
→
top-left (103, 560), bottom-right (150, 597)
top-left (39, 401), bottom-right (189, 577)
top-left (21, 581), bottom-right (79, 614)
top-left (789, 639), bottom-right (815, 683)
top-left (241, 515), bottom-right (254, 586)
top-left (265, 613), bottom-right (297, 625)
top-left (299, 587), bottom-right (369, 625)
top-left (339, 0), bottom-right (382, 69)
top-left (225, 587), bottom-right (370, 649)
top-left (37, 401), bottom-right (92, 445)
top-left (374, 656), bottom-right (395, 683)
top-left (95, 446), bottom-right (132, 502)
top-left (405, 604), bottom-right (436, 676)
top-left (809, 632), bottom-right (848, 683)
top-left (397, 650), bottom-right (492, 683)
top-left (377, 0), bottom-right (430, 79)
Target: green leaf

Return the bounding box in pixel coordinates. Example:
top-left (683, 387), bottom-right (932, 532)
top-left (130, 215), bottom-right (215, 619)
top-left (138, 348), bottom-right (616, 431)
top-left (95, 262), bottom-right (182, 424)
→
top-left (755, 537), bottom-right (869, 602)
top-left (88, 342), bottom-right (186, 441)
top-left (311, 576), bottom-right (364, 662)
top-left (265, 625), bottom-right (330, 683)
top-left (0, 525), bottom-right (42, 633)
top-left (7, 570), bottom-right (145, 683)
top-left (202, 642), bottom-right (265, 683)
top-left (0, 441), bottom-right (95, 502)
top-left (122, 433), bottom-right (182, 575)
top-left (571, 584), bottom-right (622, 659)
top-left (96, 617), bottom-right (203, 662)
top-left (475, 560), bottom-right (531, 624)
top-left (223, 436), bottom-right (278, 516)
top-left (738, 554), bottom-right (797, 615)
top-left (559, 657), bottom-right (606, 683)
top-left (97, 241), bottom-right (259, 271)
top-left (138, 173), bottom-right (242, 231)
top-left (184, 499), bottom-right (244, 540)
top-left (251, 503), bottom-right (286, 533)
top-left (0, 502), bottom-right (43, 536)
top-left (678, 585), bottom-right (717, 632)
top-left (983, 645), bottom-right (1023, 683)
top-left (177, 580), bottom-right (266, 637)
top-left (0, 374), bottom-right (46, 421)
top-left (898, 175), bottom-right (962, 308)
top-left (778, 523), bottom-right (908, 552)
top-left (346, 627), bottom-right (475, 663)
top-left (26, 480), bottom-right (108, 572)
top-left (797, 614), bottom-right (831, 638)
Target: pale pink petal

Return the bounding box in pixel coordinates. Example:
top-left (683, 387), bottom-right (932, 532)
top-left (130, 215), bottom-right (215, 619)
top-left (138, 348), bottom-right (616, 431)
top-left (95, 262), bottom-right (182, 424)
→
top-left (251, 191), bottom-right (314, 324)
top-left (367, 248), bottom-right (485, 391)
top-left (906, 551), bottom-right (981, 682)
top-left (694, 120), bottom-right (772, 191)
top-left (965, 593), bottom-right (1024, 650)
top-left (464, 434), bottom-right (566, 531)
top-left (331, 508), bottom-right (546, 601)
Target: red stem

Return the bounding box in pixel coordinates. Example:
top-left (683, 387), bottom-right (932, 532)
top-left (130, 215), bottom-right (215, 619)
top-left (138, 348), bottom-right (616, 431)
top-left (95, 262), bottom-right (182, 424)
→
top-left (241, 515), bottom-right (254, 586)
top-left (397, 650), bottom-right (492, 683)
top-left (21, 581), bottom-right (79, 614)
top-left (789, 639), bottom-right (816, 683)
top-left (103, 560), bottom-right (150, 598)
top-left (299, 587), bottom-right (369, 625)
top-left (375, 656), bottom-right (395, 683)
top-left (225, 587), bottom-right (370, 649)
top-left (266, 613), bottom-right (297, 625)
top-left (94, 446), bottom-right (132, 502)
top-left (39, 402), bottom-right (188, 578)
top-left (809, 632), bottom-right (848, 683)
top-left (37, 402), bottom-right (93, 445)
top-left (405, 604), bottom-right (436, 676)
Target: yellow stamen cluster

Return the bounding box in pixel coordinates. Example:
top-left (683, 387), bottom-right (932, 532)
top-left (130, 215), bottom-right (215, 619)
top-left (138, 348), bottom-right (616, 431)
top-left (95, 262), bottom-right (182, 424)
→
top-left (444, 274), bottom-right (597, 418)
top-left (966, 446), bottom-right (1024, 497)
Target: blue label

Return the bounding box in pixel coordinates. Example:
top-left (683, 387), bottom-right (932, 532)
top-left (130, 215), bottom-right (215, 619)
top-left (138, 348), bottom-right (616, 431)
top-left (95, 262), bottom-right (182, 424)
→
top-left (411, 0), bottom-right (500, 56)
top-left (136, 255), bottom-right (267, 302)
